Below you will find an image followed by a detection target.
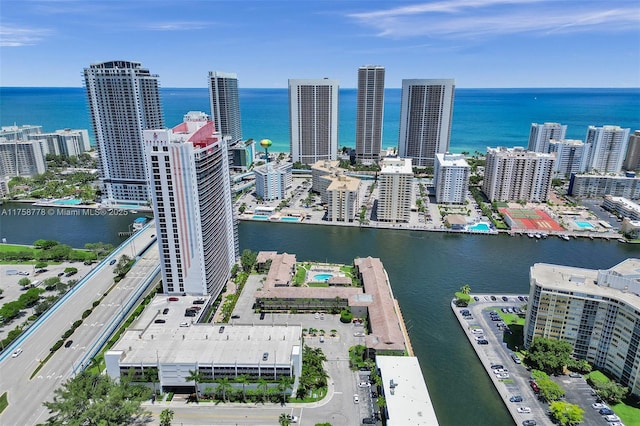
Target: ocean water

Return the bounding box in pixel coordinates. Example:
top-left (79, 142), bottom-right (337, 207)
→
top-left (1, 87), bottom-right (638, 154)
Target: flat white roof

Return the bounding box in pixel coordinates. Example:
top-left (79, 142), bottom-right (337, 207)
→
top-left (376, 356), bottom-right (438, 425)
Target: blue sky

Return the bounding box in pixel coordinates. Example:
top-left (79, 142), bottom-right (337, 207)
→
top-left (1, 0), bottom-right (639, 88)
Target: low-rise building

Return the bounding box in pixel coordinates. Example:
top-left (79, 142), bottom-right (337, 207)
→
top-left (620, 218), bottom-right (640, 239)
top-left (326, 175), bottom-right (360, 222)
top-left (376, 356), bottom-right (439, 425)
top-left (603, 195), bottom-right (640, 220)
top-left (568, 173), bottom-right (640, 199)
top-left (525, 259), bottom-right (640, 397)
top-left (310, 160), bottom-right (341, 203)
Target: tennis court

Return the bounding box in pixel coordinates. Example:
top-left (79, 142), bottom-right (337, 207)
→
top-left (499, 208), bottom-right (563, 231)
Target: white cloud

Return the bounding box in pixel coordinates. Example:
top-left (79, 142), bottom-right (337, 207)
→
top-left (0, 25), bottom-right (52, 47)
top-left (348, 0), bottom-right (640, 38)
top-left (144, 21), bottom-right (211, 31)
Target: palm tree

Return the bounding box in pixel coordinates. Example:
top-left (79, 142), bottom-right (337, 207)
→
top-left (460, 284), bottom-right (471, 295)
top-left (185, 370), bottom-right (203, 402)
top-left (159, 409), bottom-right (174, 426)
top-left (216, 377), bottom-right (232, 402)
top-left (279, 412), bottom-right (291, 426)
top-left (236, 374), bottom-right (249, 401)
top-left (257, 378), bottom-right (269, 403)
top-left (278, 376), bottom-right (292, 405)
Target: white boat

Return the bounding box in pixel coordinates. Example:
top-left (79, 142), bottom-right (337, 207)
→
top-left (527, 233), bottom-right (535, 238)
top-left (534, 233), bottom-right (541, 239)
top-left (560, 234), bottom-right (570, 241)
top-left (618, 238), bottom-right (627, 243)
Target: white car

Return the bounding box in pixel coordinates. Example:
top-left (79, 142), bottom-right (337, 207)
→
top-left (358, 381), bottom-right (371, 388)
top-left (11, 348), bottom-right (23, 358)
top-left (471, 328), bottom-right (484, 334)
top-left (475, 335), bottom-right (486, 341)
top-left (287, 415), bottom-right (298, 423)
top-left (517, 407), bottom-right (532, 414)
top-left (592, 403), bottom-right (609, 409)
top-left (353, 394), bottom-right (359, 404)
top-left (179, 322), bottom-right (190, 327)
top-left (496, 373), bottom-right (510, 379)
top-left (604, 415), bottom-right (621, 423)
top-left (493, 368), bottom-right (508, 374)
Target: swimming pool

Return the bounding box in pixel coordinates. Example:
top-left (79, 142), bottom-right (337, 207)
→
top-left (53, 198), bottom-right (81, 205)
top-left (313, 273), bottom-right (333, 281)
top-left (280, 217), bottom-right (300, 222)
top-left (575, 221), bottom-right (595, 229)
top-left (467, 222), bottom-right (491, 232)
top-left (252, 215), bottom-right (269, 220)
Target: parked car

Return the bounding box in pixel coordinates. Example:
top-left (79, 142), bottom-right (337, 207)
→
top-left (109, 259), bottom-right (116, 265)
top-left (502, 296), bottom-right (509, 301)
top-left (168, 297), bottom-right (179, 301)
top-left (154, 319), bottom-right (166, 324)
top-left (359, 382), bottom-right (371, 388)
top-left (260, 312), bottom-right (266, 320)
top-left (592, 403), bottom-right (608, 410)
top-left (471, 328), bottom-right (484, 334)
top-left (64, 340), bottom-right (73, 348)
top-left (262, 352), bottom-right (269, 361)
top-left (490, 364), bottom-right (504, 370)
top-left (476, 339), bottom-right (488, 345)
top-left (599, 408), bottom-right (614, 415)
top-left (517, 407), bottom-right (532, 414)
top-left (353, 394), bottom-right (360, 404)
top-left (231, 314), bottom-right (240, 319)
top-left (511, 353), bottom-right (521, 364)
top-left (522, 421), bottom-right (537, 426)
top-left (179, 322), bottom-right (190, 327)
top-left (496, 373), bottom-right (510, 379)
top-left (569, 372), bottom-right (582, 378)
top-left (509, 396), bottom-right (523, 402)
top-left (219, 326), bottom-right (225, 333)
top-left (604, 415), bottom-right (621, 422)
top-left (362, 418), bottom-right (377, 424)
top-left (163, 308), bottom-right (169, 314)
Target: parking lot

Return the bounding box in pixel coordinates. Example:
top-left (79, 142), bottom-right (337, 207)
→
top-left (454, 294), bottom-right (618, 426)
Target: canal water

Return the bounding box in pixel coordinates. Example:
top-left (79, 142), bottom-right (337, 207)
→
top-left (2, 202), bottom-right (638, 425)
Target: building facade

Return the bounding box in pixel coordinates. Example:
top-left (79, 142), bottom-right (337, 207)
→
top-left (208, 71), bottom-right (242, 144)
top-left (0, 138), bottom-right (47, 176)
top-left (144, 111), bottom-right (237, 297)
top-left (28, 129), bottom-right (91, 158)
top-left (482, 147), bottom-right (555, 202)
top-left (623, 131), bottom-right (640, 172)
top-left (602, 195), bottom-right (640, 220)
top-left (254, 161), bottom-right (292, 201)
top-left (377, 157), bottom-right (413, 223)
top-left (228, 139), bottom-right (254, 172)
top-left (527, 122), bottom-right (567, 153)
top-left (289, 79), bottom-right (339, 165)
top-left (84, 60), bottom-right (164, 205)
top-left (525, 260), bottom-right (640, 396)
top-left (355, 66), bottom-right (385, 164)
top-left (398, 79), bottom-right (455, 168)
top-left (584, 125), bottom-right (631, 174)
top-left (326, 175), bottom-right (360, 222)
top-left (310, 160), bottom-right (341, 203)
top-left (568, 173), bottom-right (640, 199)
top-left (434, 153), bottom-right (470, 204)
top-left (548, 139), bottom-right (588, 178)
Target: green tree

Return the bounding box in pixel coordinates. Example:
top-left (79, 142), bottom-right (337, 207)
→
top-left (42, 370), bottom-right (151, 425)
top-left (0, 301), bottom-right (22, 323)
top-left (236, 374), bottom-right (249, 401)
top-left (460, 284), bottom-right (471, 295)
top-left (278, 376), bottom-right (292, 404)
top-left (33, 239), bottom-right (59, 249)
top-left (240, 249), bottom-right (257, 273)
top-left (185, 369), bottom-right (203, 402)
top-left (35, 261), bottom-right (48, 269)
top-left (257, 378), bottom-right (269, 403)
top-left (279, 412), bottom-right (291, 426)
top-left (216, 377), bottom-right (232, 402)
top-left (159, 409), bottom-right (174, 426)
top-left (549, 401), bottom-right (584, 426)
top-left (593, 380), bottom-right (629, 404)
top-left (18, 277), bottom-right (32, 288)
top-left (525, 337), bottom-right (573, 375)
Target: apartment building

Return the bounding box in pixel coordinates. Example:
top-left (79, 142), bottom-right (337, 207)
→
top-left (434, 153), bottom-right (470, 204)
top-left (584, 125), bottom-right (631, 174)
top-left (254, 161), bottom-right (292, 201)
top-left (525, 260), bottom-right (640, 396)
top-left (568, 173), bottom-right (640, 199)
top-left (527, 122), bottom-right (567, 153)
top-left (355, 66), bottom-right (385, 164)
top-left (482, 147), bottom-right (555, 202)
top-left (326, 175), bottom-right (360, 222)
top-left (377, 157), bottom-right (413, 223)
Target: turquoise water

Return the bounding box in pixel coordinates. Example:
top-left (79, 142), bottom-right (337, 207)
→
top-left (575, 221), bottom-right (595, 229)
top-left (468, 223), bottom-right (491, 231)
top-left (280, 217), bottom-right (300, 222)
top-left (1, 87), bottom-right (638, 155)
top-left (313, 273), bottom-right (333, 281)
top-left (52, 198), bottom-right (81, 205)
top-left (252, 215), bottom-right (269, 220)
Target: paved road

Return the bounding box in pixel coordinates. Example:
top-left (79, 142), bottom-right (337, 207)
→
top-left (0, 226), bottom-right (160, 425)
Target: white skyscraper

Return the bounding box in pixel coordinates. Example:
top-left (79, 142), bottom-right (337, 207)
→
top-left (289, 79), bottom-right (339, 165)
top-left (623, 130), bottom-right (640, 172)
top-left (378, 157), bottom-right (413, 223)
top-left (254, 161), bottom-right (292, 201)
top-left (28, 129), bottom-right (91, 158)
top-left (527, 122), bottom-right (567, 153)
top-left (434, 153), bottom-right (470, 204)
top-left (548, 139), bottom-right (588, 178)
top-left (355, 66), bottom-right (385, 164)
top-left (483, 147), bottom-right (555, 202)
top-left (208, 71), bottom-right (242, 144)
top-left (0, 138), bottom-right (47, 176)
top-left (84, 60), bottom-right (164, 205)
top-left (584, 125), bottom-right (631, 173)
top-left (398, 79), bottom-right (455, 168)
top-left (144, 111), bottom-right (237, 297)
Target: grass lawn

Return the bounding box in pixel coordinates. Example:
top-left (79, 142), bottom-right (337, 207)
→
top-left (307, 282), bottom-right (329, 287)
top-left (587, 371), bottom-right (640, 426)
top-left (0, 392), bottom-right (7, 413)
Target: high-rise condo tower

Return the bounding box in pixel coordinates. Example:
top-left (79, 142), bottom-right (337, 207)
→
top-left (355, 66), bottom-right (385, 164)
top-left (208, 71), bottom-right (242, 144)
top-left (289, 78), bottom-right (339, 165)
top-left (84, 60), bottom-right (164, 205)
top-left (144, 111), bottom-right (238, 297)
top-left (398, 79), bottom-right (455, 168)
